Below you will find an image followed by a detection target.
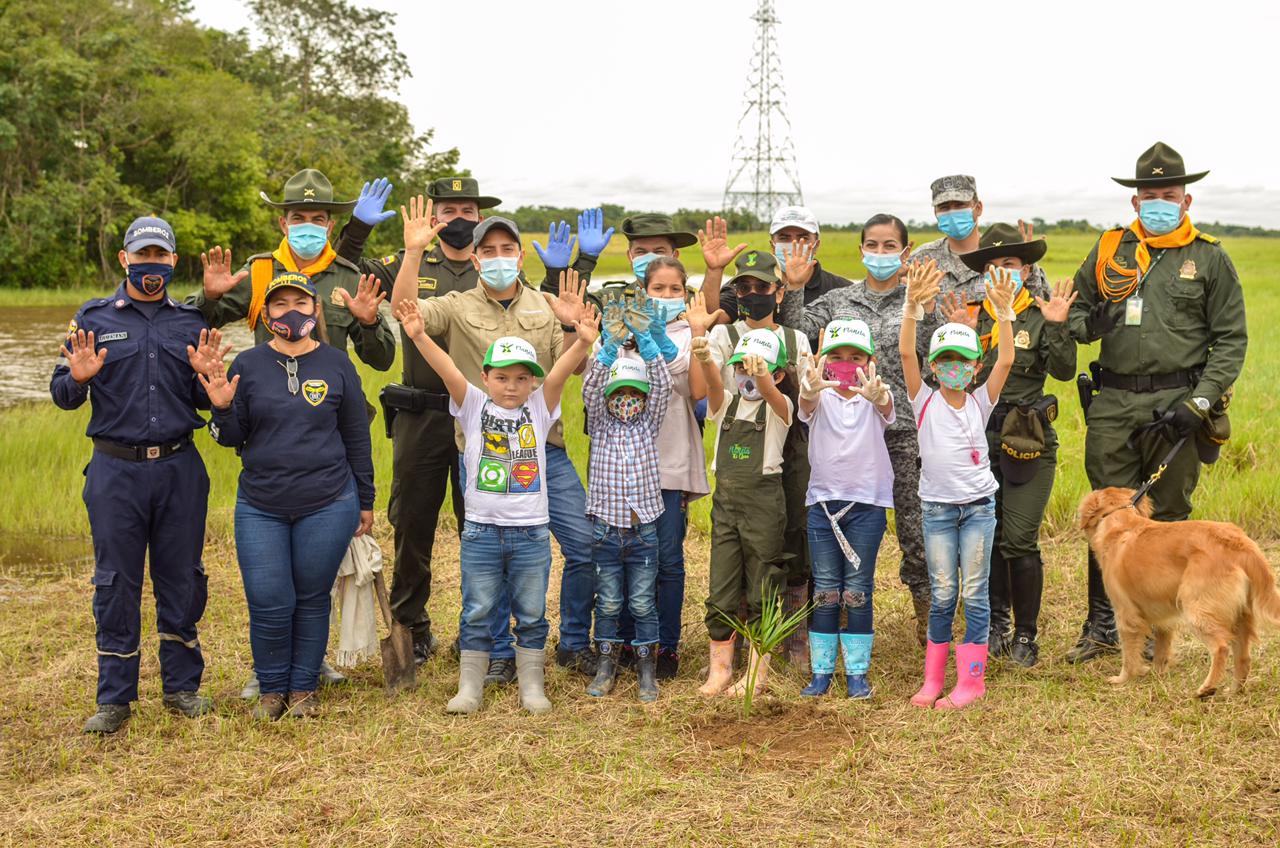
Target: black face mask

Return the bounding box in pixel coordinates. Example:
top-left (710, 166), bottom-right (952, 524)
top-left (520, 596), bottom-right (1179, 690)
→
top-left (740, 292), bottom-right (777, 321)
top-left (439, 217), bottom-right (479, 250)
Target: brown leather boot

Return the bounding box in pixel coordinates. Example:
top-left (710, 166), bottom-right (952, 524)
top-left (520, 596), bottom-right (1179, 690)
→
top-left (285, 691), bottom-right (320, 719)
top-left (252, 693), bottom-right (286, 721)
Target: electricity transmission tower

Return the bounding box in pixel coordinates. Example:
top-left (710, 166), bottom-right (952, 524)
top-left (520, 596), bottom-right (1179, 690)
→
top-left (722, 0), bottom-right (803, 223)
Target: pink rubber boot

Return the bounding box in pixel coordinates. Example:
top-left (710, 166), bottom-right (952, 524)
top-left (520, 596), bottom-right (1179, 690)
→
top-left (910, 640), bottom-right (950, 707)
top-left (935, 642), bottom-right (988, 710)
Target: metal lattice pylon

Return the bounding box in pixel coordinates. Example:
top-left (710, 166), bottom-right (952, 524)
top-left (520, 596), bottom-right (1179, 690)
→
top-left (722, 0), bottom-right (803, 223)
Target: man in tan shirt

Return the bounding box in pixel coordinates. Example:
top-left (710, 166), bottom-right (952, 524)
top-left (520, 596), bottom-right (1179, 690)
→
top-left (391, 197), bottom-right (602, 677)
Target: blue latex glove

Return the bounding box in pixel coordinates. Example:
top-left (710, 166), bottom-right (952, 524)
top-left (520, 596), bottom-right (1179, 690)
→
top-left (533, 221), bottom-right (575, 269)
top-left (352, 178), bottom-right (396, 226)
top-left (647, 302), bottom-right (679, 363)
top-left (597, 339), bottom-right (620, 368)
top-left (577, 208), bottom-right (615, 257)
top-left (633, 327), bottom-right (660, 362)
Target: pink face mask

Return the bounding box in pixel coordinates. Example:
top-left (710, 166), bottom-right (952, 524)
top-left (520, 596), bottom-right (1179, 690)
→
top-left (823, 360), bottom-right (864, 390)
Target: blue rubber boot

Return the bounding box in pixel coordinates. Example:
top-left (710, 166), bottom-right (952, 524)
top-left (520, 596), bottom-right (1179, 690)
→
top-left (801, 632), bottom-right (838, 697)
top-left (841, 633), bottom-right (874, 700)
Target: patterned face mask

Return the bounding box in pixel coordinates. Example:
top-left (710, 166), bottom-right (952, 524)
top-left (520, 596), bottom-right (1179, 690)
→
top-left (607, 392), bottom-right (646, 421)
top-left (933, 359), bottom-right (977, 390)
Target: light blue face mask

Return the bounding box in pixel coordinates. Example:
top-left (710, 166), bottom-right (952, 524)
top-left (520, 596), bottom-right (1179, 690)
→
top-left (287, 223), bottom-right (329, 260)
top-left (774, 243), bottom-right (793, 264)
top-left (861, 250), bottom-right (903, 281)
top-left (631, 252), bottom-right (659, 281)
top-left (1138, 198), bottom-right (1183, 235)
top-left (653, 296), bottom-right (685, 323)
top-left (479, 256), bottom-right (520, 290)
top-left (984, 268), bottom-right (1023, 296)
top-left (937, 209), bottom-right (976, 240)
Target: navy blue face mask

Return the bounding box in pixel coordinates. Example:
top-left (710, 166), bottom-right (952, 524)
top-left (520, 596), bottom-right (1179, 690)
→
top-left (126, 262), bottom-right (174, 296)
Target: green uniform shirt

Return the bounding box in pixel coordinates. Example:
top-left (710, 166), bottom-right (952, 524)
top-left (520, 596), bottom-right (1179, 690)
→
top-left (977, 305), bottom-right (1076, 407)
top-left (187, 253), bottom-right (397, 372)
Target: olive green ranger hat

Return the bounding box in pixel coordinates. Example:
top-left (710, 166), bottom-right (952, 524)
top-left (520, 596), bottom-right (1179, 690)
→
top-left (426, 176), bottom-right (501, 210)
top-left (260, 169), bottom-right (357, 212)
top-left (619, 213), bottom-right (698, 248)
top-left (959, 222), bottom-right (1048, 273)
top-left (728, 248), bottom-right (780, 286)
top-left (1112, 142), bottom-right (1209, 188)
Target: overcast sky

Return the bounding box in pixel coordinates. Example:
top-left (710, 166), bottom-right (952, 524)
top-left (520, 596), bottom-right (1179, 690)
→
top-left (192, 0), bottom-right (1279, 227)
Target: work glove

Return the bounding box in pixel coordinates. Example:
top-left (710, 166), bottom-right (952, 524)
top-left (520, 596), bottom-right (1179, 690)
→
top-left (799, 355), bottom-right (838, 401)
top-left (576, 207), bottom-right (615, 257)
top-left (741, 353), bottom-right (769, 379)
top-left (1084, 300), bottom-right (1120, 341)
top-left (352, 178), bottom-right (396, 227)
top-left (690, 336), bottom-right (713, 363)
top-left (533, 221), bottom-right (575, 269)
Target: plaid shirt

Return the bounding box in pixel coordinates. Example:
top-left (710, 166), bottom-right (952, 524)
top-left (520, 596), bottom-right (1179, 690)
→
top-left (583, 354), bottom-right (672, 527)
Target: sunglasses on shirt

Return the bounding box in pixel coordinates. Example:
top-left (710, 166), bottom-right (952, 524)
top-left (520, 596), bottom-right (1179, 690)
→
top-left (277, 357), bottom-right (300, 395)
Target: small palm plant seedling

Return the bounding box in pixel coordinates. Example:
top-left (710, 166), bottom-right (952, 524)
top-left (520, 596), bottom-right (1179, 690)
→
top-left (716, 581), bottom-right (814, 717)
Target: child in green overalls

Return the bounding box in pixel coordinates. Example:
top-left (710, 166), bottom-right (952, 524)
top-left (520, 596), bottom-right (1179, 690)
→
top-left (946, 223), bottom-right (1078, 666)
top-left (691, 328), bottom-right (794, 697)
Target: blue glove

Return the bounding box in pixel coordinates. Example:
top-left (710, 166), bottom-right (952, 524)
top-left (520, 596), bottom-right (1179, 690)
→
top-left (352, 178), bottom-right (396, 226)
top-left (533, 221), bottom-right (575, 269)
top-left (577, 208), bottom-right (615, 257)
top-left (647, 302), bottom-right (679, 362)
top-left (633, 327), bottom-right (661, 362)
top-left (597, 340), bottom-right (620, 368)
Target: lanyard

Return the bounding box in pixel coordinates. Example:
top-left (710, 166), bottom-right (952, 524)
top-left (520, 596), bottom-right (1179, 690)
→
top-left (820, 502), bottom-right (862, 569)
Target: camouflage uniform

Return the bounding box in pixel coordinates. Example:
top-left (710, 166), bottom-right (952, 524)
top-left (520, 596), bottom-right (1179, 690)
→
top-left (911, 238), bottom-right (1049, 307)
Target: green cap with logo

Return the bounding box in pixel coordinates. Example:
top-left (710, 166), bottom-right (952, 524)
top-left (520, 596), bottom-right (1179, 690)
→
top-left (928, 322), bottom-right (982, 362)
top-left (260, 169), bottom-right (357, 212)
top-left (426, 176), bottom-right (502, 209)
top-left (727, 328), bottom-right (787, 373)
top-left (604, 357), bottom-right (650, 396)
top-left (820, 318), bottom-right (874, 356)
top-left (729, 249), bottom-right (780, 286)
top-left (619, 213), bottom-right (697, 248)
top-left (483, 335), bottom-right (544, 377)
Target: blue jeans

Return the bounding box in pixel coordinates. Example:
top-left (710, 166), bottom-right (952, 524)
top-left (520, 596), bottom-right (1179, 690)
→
top-left (592, 519), bottom-right (659, 645)
top-left (458, 521), bottom-right (552, 652)
top-left (234, 478), bottom-right (359, 694)
top-left (922, 498), bottom-right (996, 644)
top-left (461, 444), bottom-right (595, 658)
top-left (806, 501), bottom-right (887, 635)
top-left (618, 488), bottom-right (686, 650)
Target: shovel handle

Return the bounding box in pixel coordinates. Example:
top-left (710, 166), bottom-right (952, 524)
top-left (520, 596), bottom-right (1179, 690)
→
top-left (373, 571), bottom-right (395, 628)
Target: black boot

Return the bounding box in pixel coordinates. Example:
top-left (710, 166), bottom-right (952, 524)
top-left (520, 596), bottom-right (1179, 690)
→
top-left (635, 643), bottom-right (659, 703)
top-left (987, 546), bottom-right (1013, 657)
top-left (1008, 553), bottom-right (1043, 668)
top-left (1065, 549), bottom-right (1119, 663)
top-left (586, 641), bottom-right (618, 697)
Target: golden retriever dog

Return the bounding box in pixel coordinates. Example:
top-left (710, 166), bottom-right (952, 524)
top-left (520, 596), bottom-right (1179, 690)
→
top-left (1077, 487), bottom-right (1280, 698)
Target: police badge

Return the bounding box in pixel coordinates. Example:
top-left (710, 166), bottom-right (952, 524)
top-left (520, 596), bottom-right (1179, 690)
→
top-left (302, 379), bottom-right (329, 407)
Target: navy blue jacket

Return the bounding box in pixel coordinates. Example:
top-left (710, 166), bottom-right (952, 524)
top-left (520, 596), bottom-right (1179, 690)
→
top-left (49, 284), bottom-right (210, 444)
top-left (210, 342), bottom-right (374, 514)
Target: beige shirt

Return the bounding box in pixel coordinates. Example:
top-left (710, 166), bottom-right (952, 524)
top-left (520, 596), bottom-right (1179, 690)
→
top-left (417, 284), bottom-right (565, 449)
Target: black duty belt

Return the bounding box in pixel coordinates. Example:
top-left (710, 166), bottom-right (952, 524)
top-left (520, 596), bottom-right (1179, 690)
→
top-left (93, 436), bottom-right (191, 461)
top-left (381, 383), bottom-right (450, 413)
top-left (1096, 368), bottom-right (1199, 393)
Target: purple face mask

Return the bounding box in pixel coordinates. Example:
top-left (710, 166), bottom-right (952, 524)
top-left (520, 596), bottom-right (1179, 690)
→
top-left (266, 309), bottom-right (317, 342)
top-left (823, 360), bottom-right (864, 390)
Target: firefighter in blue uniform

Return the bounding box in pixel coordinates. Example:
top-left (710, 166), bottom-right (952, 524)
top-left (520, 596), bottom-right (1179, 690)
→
top-left (51, 217), bottom-right (226, 734)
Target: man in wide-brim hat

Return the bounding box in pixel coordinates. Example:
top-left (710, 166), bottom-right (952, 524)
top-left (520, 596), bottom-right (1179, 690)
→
top-left (1063, 141), bottom-right (1247, 664)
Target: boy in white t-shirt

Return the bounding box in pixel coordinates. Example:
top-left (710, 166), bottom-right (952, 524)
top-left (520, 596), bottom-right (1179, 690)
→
top-left (691, 328), bottom-right (794, 698)
top-left (797, 319), bottom-right (896, 700)
top-left (899, 261), bottom-right (1016, 710)
top-left (395, 300), bottom-right (595, 716)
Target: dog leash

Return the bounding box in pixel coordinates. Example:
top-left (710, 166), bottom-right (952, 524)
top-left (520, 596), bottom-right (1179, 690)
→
top-left (1129, 435), bottom-right (1188, 506)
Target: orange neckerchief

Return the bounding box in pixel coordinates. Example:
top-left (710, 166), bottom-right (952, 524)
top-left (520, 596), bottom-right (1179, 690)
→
top-left (980, 286), bottom-right (1033, 353)
top-left (247, 237), bottom-right (339, 330)
top-left (1094, 215), bottom-right (1200, 301)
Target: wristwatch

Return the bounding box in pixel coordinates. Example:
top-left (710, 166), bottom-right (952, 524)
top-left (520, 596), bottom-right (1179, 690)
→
top-left (1191, 396), bottom-right (1210, 414)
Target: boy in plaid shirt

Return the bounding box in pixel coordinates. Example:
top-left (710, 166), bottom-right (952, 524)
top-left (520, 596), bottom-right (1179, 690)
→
top-left (582, 300), bottom-right (674, 702)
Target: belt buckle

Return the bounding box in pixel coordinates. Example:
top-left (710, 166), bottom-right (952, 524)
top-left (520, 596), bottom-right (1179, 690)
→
top-left (145, 446), bottom-right (161, 460)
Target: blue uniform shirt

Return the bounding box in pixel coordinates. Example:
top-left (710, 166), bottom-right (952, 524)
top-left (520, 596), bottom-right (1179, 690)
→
top-left (50, 284), bottom-right (211, 444)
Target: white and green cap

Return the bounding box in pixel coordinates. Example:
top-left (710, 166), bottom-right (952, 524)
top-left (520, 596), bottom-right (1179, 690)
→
top-left (928, 322), bottom-right (982, 362)
top-left (483, 335), bottom-right (544, 377)
top-left (726, 328), bottom-right (787, 373)
top-left (820, 318), bottom-right (874, 356)
top-left (604, 357), bottom-right (650, 396)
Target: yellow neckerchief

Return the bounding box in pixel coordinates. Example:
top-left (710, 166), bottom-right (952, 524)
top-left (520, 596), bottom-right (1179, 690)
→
top-left (246, 237), bottom-right (339, 330)
top-left (1094, 215), bottom-right (1200, 301)
top-left (980, 286), bottom-right (1033, 353)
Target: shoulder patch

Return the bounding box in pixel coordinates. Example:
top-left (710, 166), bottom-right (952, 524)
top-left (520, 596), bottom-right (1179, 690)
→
top-left (1196, 232), bottom-right (1221, 245)
top-left (66, 318), bottom-right (78, 337)
top-left (380, 254), bottom-right (399, 266)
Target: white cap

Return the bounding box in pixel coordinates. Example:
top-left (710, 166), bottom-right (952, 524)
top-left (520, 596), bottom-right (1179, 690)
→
top-left (820, 319), bottom-right (874, 356)
top-left (604, 357), bottom-right (650, 396)
top-left (727, 328), bottom-right (787, 372)
top-left (769, 205), bottom-right (819, 235)
top-left (927, 322), bottom-right (983, 362)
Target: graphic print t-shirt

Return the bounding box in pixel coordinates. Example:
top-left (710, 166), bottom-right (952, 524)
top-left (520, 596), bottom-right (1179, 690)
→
top-left (452, 383), bottom-right (560, 526)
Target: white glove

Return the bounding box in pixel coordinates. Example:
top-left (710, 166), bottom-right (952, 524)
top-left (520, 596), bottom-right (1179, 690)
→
top-left (690, 335), bottom-right (712, 363)
top-left (856, 361), bottom-right (891, 406)
top-left (799, 355), bottom-right (839, 401)
top-left (902, 298), bottom-right (925, 321)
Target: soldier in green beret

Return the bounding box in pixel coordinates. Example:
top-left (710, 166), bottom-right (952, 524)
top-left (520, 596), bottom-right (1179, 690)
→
top-left (1065, 142), bottom-right (1247, 663)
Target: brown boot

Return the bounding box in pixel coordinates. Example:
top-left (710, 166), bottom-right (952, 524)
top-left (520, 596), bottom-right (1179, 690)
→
top-left (912, 593), bottom-right (931, 647)
top-left (698, 638), bottom-right (736, 696)
top-left (725, 647), bottom-right (771, 697)
top-left (285, 691), bottom-right (320, 719)
top-left (252, 693), bottom-right (286, 721)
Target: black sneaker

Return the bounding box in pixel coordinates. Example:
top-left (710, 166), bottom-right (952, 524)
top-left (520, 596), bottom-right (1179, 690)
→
top-left (1009, 635), bottom-right (1039, 668)
top-left (83, 703), bottom-right (131, 734)
top-left (655, 647), bottom-right (679, 680)
top-left (555, 645), bottom-right (598, 676)
top-left (483, 657), bottom-right (517, 687)
top-left (989, 627), bottom-right (1014, 659)
top-left (412, 630), bottom-right (440, 666)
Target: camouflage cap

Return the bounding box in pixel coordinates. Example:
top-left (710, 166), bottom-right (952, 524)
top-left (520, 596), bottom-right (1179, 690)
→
top-left (930, 174), bottom-right (977, 206)
top-left (426, 176), bottom-right (501, 209)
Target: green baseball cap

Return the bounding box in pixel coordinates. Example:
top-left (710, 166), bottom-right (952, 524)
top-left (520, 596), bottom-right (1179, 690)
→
top-left (727, 328), bottom-right (787, 373)
top-left (259, 169), bottom-right (356, 213)
top-left (483, 335), bottom-right (544, 377)
top-left (619, 213), bottom-right (697, 248)
top-left (604, 358), bottom-right (650, 396)
top-left (928, 322), bottom-right (982, 362)
top-left (820, 319), bottom-right (874, 356)
top-left (729, 249), bottom-right (780, 286)
top-left (426, 176), bottom-right (501, 209)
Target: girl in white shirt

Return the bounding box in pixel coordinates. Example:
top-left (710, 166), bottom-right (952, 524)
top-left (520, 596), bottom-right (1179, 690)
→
top-left (797, 319), bottom-right (895, 700)
top-left (899, 262), bottom-right (1016, 710)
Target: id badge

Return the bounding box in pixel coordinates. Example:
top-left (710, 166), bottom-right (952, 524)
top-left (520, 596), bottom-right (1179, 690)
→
top-left (1125, 296), bottom-right (1143, 326)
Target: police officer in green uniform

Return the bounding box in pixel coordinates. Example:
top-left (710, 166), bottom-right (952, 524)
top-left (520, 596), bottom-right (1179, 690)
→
top-left (332, 177), bottom-right (606, 676)
top-left (1066, 142), bottom-right (1248, 662)
top-left (952, 224), bottom-right (1077, 667)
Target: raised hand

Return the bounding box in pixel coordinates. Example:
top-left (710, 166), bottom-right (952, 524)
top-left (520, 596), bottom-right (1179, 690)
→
top-left (690, 335), bottom-right (713, 363)
top-left (602, 290), bottom-right (629, 344)
top-left (577, 208), bottom-right (614, 257)
top-left (698, 215), bottom-right (748, 271)
top-left (904, 259), bottom-right (943, 306)
top-left (1034, 279), bottom-right (1079, 324)
top-left (1018, 218), bottom-right (1035, 244)
top-left (337, 274), bottom-right (388, 326)
top-left (186, 328), bottom-right (232, 377)
top-left (544, 268), bottom-right (593, 326)
top-left (623, 290), bottom-right (654, 336)
top-left (986, 266), bottom-right (1017, 320)
top-left (573, 306), bottom-right (601, 347)
top-left (393, 298), bottom-right (426, 340)
top-left (684, 289), bottom-right (726, 336)
top-left (854, 360), bottom-right (891, 406)
top-left (741, 353), bottom-right (769, 378)
top-left (782, 240), bottom-right (817, 290)
top-left (533, 220), bottom-right (575, 269)
top-left (400, 195), bottom-right (446, 252)
top-left (353, 177), bottom-right (397, 227)
top-left (200, 246), bottom-right (248, 299)
top-left (197, 365), bottom-right (240, 410)
top-left (942, 290), bottom-right (977, 328)
top-left (62, 329), bottom-right (108, 384)
top-left (799, 353), bottom-right (840, 400)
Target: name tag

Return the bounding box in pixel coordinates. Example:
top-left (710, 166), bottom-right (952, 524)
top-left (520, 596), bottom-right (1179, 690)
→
top-left (98, 332), bottom-right (128, 342)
